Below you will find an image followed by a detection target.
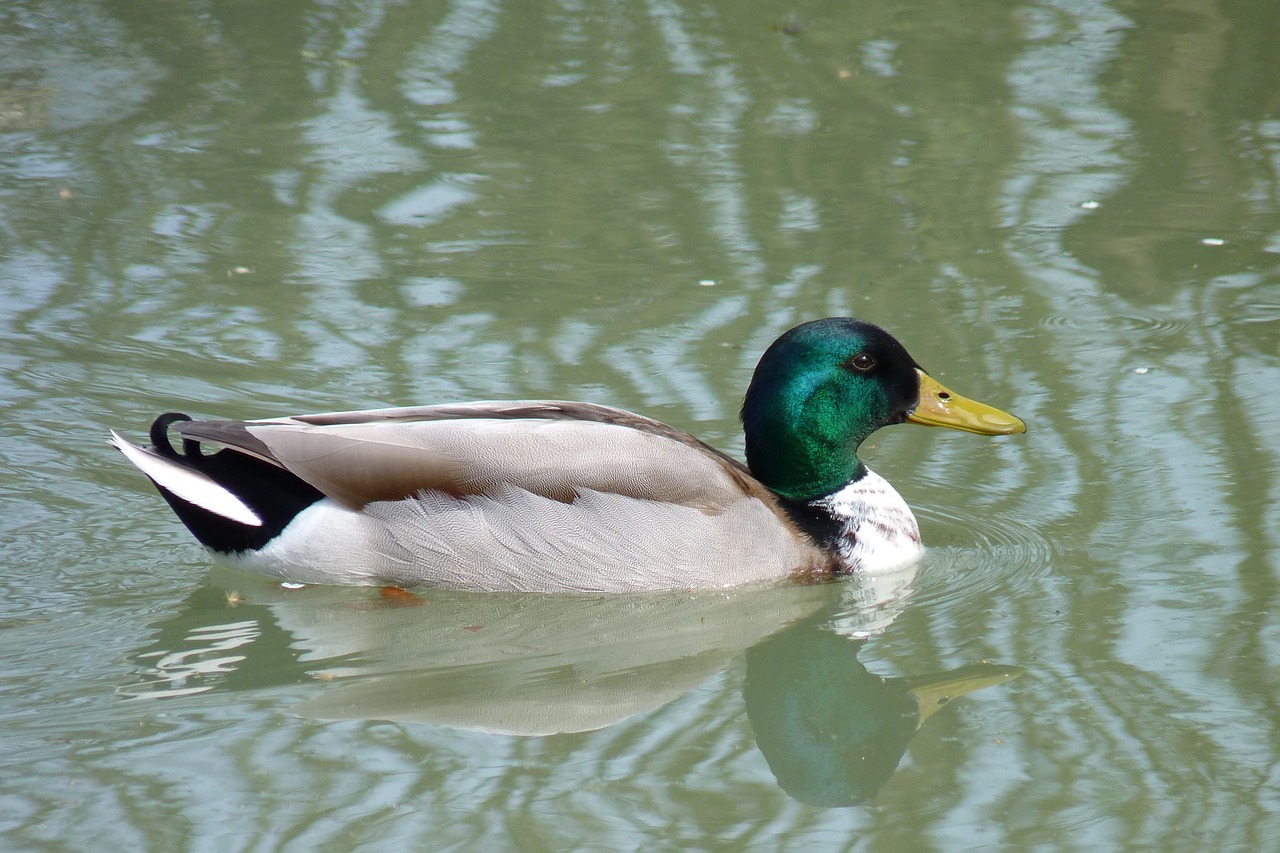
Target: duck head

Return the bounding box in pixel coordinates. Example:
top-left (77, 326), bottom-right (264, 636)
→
top-left (742, 317), bottom-right (1025, 502)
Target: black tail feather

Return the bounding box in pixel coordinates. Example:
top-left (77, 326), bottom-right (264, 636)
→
top-left (146, 414), bottom-right (325, 554)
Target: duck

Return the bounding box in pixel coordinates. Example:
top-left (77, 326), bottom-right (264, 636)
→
top-left (110, 317), bottom-right (1025, 593)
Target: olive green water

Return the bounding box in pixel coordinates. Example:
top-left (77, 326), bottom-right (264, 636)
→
top-left (2, 0), bottom-right (1278, 849)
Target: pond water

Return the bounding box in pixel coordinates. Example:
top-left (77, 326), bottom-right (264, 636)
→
top-left (2, 0), bottom-right (1278, 849)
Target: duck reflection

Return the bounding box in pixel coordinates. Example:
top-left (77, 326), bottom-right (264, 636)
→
top-left (123, 562), bottom-right (1018, 805)
top-left (268, 578), bottom-right (837, 735)
top-left (745, 610), bottom-right (1020, 807)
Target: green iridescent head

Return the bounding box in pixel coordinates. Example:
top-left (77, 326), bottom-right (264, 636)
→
top-left (742, 318), bottom-right (1024, 502)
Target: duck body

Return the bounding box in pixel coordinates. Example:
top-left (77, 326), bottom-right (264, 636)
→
top-left (111, 318), bottom-right (1024, 592)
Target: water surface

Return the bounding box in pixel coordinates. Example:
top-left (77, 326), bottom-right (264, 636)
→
top-left (2, 0), bottom-right (1278, 849)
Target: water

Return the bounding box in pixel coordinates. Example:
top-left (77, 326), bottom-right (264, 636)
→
top-left (2, 0), bottom-right (1279, 848)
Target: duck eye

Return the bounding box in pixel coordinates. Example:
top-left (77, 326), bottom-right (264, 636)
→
top-left (849, 353), bottom-right (876, 372)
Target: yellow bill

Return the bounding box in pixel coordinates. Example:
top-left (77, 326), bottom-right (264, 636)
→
top-left (904, 662), bottom-right (1024, 726)
top-left (907, 370), bottom-right (1026, 435)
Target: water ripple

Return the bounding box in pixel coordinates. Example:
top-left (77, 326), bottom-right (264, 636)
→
top-left (911, 503), bottom-right (1054, 611)
top-left (1038, 312), bottom-right (1194, 335)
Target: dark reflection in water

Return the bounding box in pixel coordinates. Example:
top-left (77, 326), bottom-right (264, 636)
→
top-left (745, 610), bottom-right (1019, 808)
top-left (121, 568), bottom-right (1019, 807)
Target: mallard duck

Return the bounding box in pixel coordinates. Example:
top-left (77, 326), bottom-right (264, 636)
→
top-left (111, 317), bottom-right (1024, 592)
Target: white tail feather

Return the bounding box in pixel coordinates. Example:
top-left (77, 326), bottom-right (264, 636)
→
top-left (109, 431), bottom-right (263, 527)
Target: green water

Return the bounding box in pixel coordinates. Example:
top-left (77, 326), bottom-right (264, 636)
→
top-left (2, 0), bottom-right (1278, 848)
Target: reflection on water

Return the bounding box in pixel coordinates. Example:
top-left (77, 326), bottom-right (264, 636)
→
top-left (129, 619), bottom-right (261, 699)
top-left (120, 567), bottom-right (1018, 808)
top-left (245, 581), bottom-right (830, 735)
top-left (746, 612), bottom-right (1020, 808)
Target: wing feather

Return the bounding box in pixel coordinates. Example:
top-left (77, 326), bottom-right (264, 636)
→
top-left (176, 401), bottom-right (779, 514)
